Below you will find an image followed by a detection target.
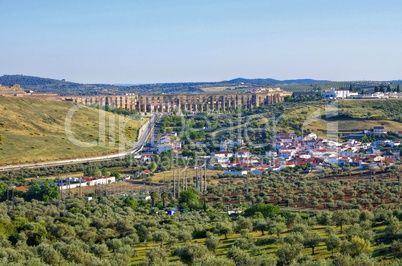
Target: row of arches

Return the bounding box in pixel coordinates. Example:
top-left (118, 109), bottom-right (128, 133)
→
top-left (64, 93), bottom-right (284, 112)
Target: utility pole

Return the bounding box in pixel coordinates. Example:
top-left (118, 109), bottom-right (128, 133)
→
top-left (195, 166), bottom-right (199, 190)
top-left (11, 186), bottom-right (15, 210)
top-left (199, 165), bottom-right (203, 192)
top-left (105, 180), bottom-right (108, 197)
top-left (173, 168), bottom-right (176, 199)
top-left (246, 156), bottom-right (249, 196)
top-left (204, 159), bottom-right (207, 193)
top-left (6, 188), bottom-right (10, 212)
top-left (64, 194), bottom-right (67, 216)
top-left (164, 171), bottom-right (167, 192)
top-left (178, 167), bottom-right (181, 197)
top-left (185, 167), bottom-right (188, 190)
top-left (193, 167), bottom-right (196, 189)
top-left (79, 181), bottom-right (82, 198)
top-left (67, 177), bottom-right (71, 197)
top-left (58, 178), bottom-right (62, 216)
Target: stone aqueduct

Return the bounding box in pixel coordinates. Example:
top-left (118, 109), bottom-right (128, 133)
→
top-left (64, 92), bottom-right (285, 113)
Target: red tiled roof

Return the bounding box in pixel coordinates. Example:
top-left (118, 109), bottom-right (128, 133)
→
top-left (383, 158), bottom-right (394, 163)
top-left (15, 186), bottom-right (29, 191)
top-left (295, 158), bottom-right (307, 165)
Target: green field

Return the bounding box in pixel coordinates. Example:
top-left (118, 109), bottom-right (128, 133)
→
top-left (0, 96), bottom-right (147, 165)
top-left (279, 99), bottom-right (402, 137)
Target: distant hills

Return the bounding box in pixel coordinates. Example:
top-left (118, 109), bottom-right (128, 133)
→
top-left (0, 75), bottom-right (123, 95)
top-left (0, 74), bottom-right (400, 95)
top-left (0, 75), bottom-right (205, 95)
top-left (226, 78), bottom-right (330, 85)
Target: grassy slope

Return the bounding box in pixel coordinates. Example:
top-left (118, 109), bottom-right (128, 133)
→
top-left (281, 99), bottom-right (402, 137)
top-left (0, 96), bottom-right (147, 165)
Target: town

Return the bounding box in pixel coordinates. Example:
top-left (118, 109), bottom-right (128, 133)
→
top-left (142, 123), bottom-right (401, 177)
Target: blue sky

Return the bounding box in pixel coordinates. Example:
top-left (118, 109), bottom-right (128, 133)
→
top-left (1, 0), bottom-right (401, 83)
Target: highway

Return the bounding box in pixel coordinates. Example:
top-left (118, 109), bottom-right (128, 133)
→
top-left (0, 113), bottom-right (163, 172)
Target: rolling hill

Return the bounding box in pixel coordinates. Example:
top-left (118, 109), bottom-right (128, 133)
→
top-left (0, 96), bottom-right (147, 165)
top-left (280, 99), bottom-right (402, 137)
top-left (226, 77), bottom-right (330, 85)
top-left (0, 75), bottom-right (205, 95)
top-left (1, 74), bottom-right (401, 95)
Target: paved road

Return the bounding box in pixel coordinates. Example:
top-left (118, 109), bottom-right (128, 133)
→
top-left (0, 113), bottom-right (164, 172)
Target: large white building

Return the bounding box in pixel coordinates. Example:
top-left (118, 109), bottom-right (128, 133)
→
top-left (58, 176), bottom-right (116, 190)
top-left (322, 88), bottom-right (358, 99)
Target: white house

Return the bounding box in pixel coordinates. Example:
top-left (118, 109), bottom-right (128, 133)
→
top-left (327, 156), bottom-right (352, 166)
top-left (224, 170), bottom-right (248, 176)
top-left (373, 126), bottom-right (387, 135)
top-left (213, 151), bottom-right (234, 158)
top-left (87, 176), bottom-right (116, 186)
top-left (167, 132), bottom-right (178, 137)
top-left (366, 126), bottom-right (387, 136)
top-left (374, 139), bottom-right (395, 148)
top-left (265, 151), bottom-right (278, 157)
top-left (303, 132), bottom-right (317, 141)
top-left (172, 141), bottom-right (182, 149)
top-left (309, 148), bottom-right (336, 158)
top-left (219, 139), bottom-right (243, 151)
top-left (59, 176), bottom-right (116, 190)
top-left (212, 151), bottom-right (233, 163)
top-left (322, 88), bottom-right (358, 99)
top-left (159, 135), bottom-right (171, 144)
top-left (157, 144), bottom-right (173, 154)
top-left (298, 153), bottom-right (311, 159)
top-left (237, 150), bottom-right (251, 158)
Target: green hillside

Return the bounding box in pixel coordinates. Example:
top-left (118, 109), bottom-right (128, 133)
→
top-left (281, 99), bottom-right (402, 137)
top-left (0, 96), bottom-right (147, 165)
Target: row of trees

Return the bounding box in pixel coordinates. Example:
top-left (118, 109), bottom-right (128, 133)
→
top-left (0, 183), bottom-right (59, 202)
top-left (1, 194), bottom-right (402, 265)
top-left (0, 159), bottom-right (130, 181)
top-left (374, 84), bottom-right (401, 93)
top-left (205, 167), bottom-right (401, 211)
